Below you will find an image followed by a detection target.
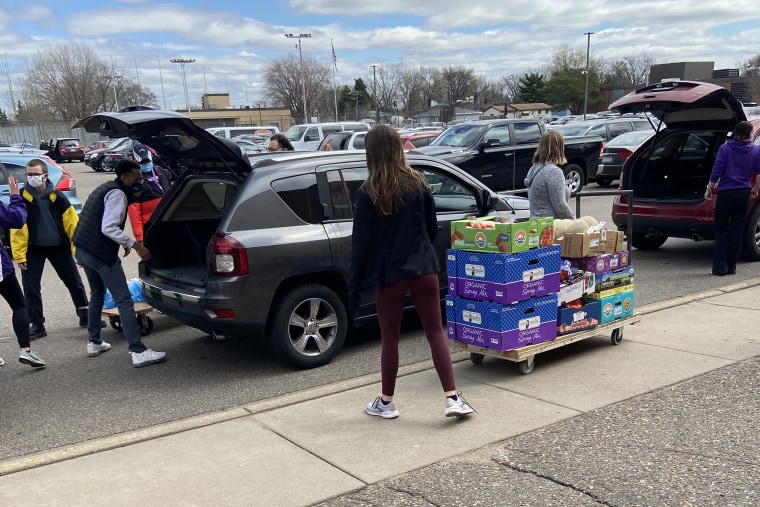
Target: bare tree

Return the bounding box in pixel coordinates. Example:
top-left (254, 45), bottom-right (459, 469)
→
top-left (263, 55), bottom-right (331, 123)
top-left (396, 64), bottom-right (425, 119)
top-left (419, 66), bottom-right (442, 111)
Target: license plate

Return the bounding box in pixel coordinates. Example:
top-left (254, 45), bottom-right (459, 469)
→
top-left (602, 155), bottom-right (614, 163)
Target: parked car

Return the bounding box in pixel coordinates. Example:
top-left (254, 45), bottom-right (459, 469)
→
top-left (548, 117), bottom-right (655, 142)
top-left (609, 80), bottom-right (760, 260)
top-left (400, 131), bottom-right (441, 150)
top-left (283, 122), bottom-right (371, 150)
top-left (74, 109), bottom-right (531, 368)
top-left (412, 118), bottom-right (603, 195)
top-left (0, 153), bottom-right (82, 253)
top-left (317, 131), bottom-right (367, 151)
top-left (230, 138), bottom-right (267, 155)
top-left (47, 138), bottom-right (85, 162)
top-left (87, 140), bottom-right (109, 152)
top-left (595, 130), bottom-right (655, 187)
top-left (85, 137), bottom-right (128, 172)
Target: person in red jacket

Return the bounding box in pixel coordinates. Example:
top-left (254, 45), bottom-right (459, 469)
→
top-left (350, 125), bottom-right (475, 419)
top-left (125, 142), bottom-right (170, 243)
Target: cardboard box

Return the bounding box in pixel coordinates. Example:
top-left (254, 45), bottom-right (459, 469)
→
top-left (603, 230), bottom-right (625, 254)
top-left (570, 251), bottom-right (630, 274)
top-left (557, 301), bottom-right (600, 335)
top-left (587, 284), bottom-right (634, 324)
top-left (445, 296), bottom-right (457, 341)
top-left (595, 266), bottom-right (634, 292)
top-left (559, 232), bottom-right (601, 258)
top-left (557, 271), bottom-right (596, 306)
top-left (446, 249), bottom-right (457, 276)
top-left (454, 294), bottom-right (558, 352)
top-left (451, 216), bottom-right (553, 254)
top-left (455, 245), bottom-right (561, 304)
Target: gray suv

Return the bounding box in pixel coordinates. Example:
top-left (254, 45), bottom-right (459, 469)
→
top-left (74, 110), bottom-right (530, 368)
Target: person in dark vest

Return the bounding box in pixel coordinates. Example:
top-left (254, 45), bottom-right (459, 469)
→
top-left (11, 158), bottom-right (97, 339)
top-left (73, 159), bottom-right (167, 368)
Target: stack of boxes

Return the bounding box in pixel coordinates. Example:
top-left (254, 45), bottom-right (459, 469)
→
top-left (446, 216), bottom-right (561, 352)
top-left (556, 226), bottom-right (634, 330)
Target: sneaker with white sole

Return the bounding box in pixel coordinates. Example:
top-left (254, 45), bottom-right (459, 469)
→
top-left (87, 340), bottom-right (111, 357)
top-left (365, 396), bottom-right (399, 419)
top-left (445, 392), bottom-right (475, 417)
top-left (131, 348), bottom-right (167, 368)
top-left (19, 349), bottom-right (46, 368)
top-left (0, 357), bottom-right (5, 366)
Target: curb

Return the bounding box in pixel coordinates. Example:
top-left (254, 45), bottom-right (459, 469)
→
top-left (2, 277), bottom-right (759, 477)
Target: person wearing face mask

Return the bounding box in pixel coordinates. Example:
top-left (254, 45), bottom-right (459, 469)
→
top-left (73, 159), bottom-right (166, 368)
top-left (10, 158), bottom-right (93, 340)
top-left (126, 142), bottom-right (169, 244)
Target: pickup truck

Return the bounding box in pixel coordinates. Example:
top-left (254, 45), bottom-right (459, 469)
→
top-left (411, 119), bottom-right (603, 194)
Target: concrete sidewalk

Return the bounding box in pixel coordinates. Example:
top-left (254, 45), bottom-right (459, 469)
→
top-left (1, 281), bottom-right (759, 506)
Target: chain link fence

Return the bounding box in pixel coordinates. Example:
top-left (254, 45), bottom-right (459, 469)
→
top-left (0, 122), bottom-right (100, 147)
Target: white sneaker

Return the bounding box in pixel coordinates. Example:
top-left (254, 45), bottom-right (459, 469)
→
top-left (87, 340), bottom-right (111, 357)
top-left (444, 392), bottom-right (476, 417)
top-left (0, 356), bottom-right (5, 366)
top-left (131, 349), bottom-right (167, 368)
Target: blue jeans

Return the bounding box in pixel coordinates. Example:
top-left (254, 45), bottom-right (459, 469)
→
top-left (75, 248), bottom-right (147, 353)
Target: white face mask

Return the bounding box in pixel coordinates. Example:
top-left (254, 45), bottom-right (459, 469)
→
top-left (26, 174), bottom-right (45, 188)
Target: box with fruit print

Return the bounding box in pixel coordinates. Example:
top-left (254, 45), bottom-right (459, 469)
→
top-left (586, 284), bottom-right (634, 324)
top-left (450, 216), bottom-right (554, 254)
top-left (557, 301), bottom-right (599, 335)
top-left (455, 245), bottom-right (561, 304)
top-left (569, 250), bottom-right (630, 274)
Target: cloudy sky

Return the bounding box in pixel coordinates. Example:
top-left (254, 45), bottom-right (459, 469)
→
top-left (2, 0), bottom-right (760, 113)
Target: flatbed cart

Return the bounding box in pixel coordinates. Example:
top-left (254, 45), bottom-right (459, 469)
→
top-left (102, 301), bottom-right (155, 336)
top-left (452, 312), bottom-right (641, 374)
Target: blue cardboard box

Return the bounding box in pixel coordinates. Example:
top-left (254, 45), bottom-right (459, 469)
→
top-left (587, 284), bottom-right (634, 324)
top-left (445, 295), bottom-right (457, 341)
top-left (455, 294), bottom-right (558, 351)
top-left (456, 245), bottom-right (561, 304)
top-left (557, 301), bottom-right (600, 335)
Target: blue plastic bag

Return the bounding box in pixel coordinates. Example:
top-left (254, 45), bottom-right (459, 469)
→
top-left (103, 279), bottom-right (144, 309)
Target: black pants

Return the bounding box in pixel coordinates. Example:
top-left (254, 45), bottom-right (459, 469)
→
top-left (713, 188), bottom-right (750, 275)
top-left (22, 244), bottom-right (88, 325)
top-left (0, 273), bottom-right (30, 349)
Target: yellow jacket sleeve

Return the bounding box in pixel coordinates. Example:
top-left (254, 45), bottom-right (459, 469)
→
top-left (10, 224), bottom-right (29, 264)
top-left (61, 204), bottom-right (79, 256)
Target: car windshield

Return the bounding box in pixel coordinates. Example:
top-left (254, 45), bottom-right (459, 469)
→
top-left (284, 126), bottom-right (307, 141)
top-left (430, 124), bottom-right (487, 148)
top-left (553, 125), bottom-right (590, 137)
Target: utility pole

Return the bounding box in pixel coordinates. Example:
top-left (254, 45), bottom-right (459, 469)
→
top-left (371, 65), bottom-right (380, 124)
top-left (583, 32), bottom-right (593, 120)
top-left (285, 33), bottom-right (312, 123)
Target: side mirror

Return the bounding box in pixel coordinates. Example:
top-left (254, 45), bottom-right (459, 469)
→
top-left (481, 139), bottom-right (500, 149)
top-left (304, 136), bottom-right (311, 142)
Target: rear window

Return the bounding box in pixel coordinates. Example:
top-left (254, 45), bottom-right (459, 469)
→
top-left (61, 140), bottom-right (80, 147)
top-left (272, 174), bottom-right (322, 223)
top-left (514, 122), bottom-right (541, 144)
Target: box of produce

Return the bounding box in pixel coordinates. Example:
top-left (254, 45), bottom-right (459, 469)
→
top-left (570, 250), bottom-right (630, 274)
top-left (586, 284), bottom-right (634, 324)
top-left (595, 266), bottom-right (634, 292)
top-left (450, 216), bottom-right (553, 254)
top-left (557, 301), bottom-right (600, 335)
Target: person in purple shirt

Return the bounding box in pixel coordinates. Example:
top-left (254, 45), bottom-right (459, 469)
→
top-left (705, 121), bottom-right (760, 276)
top-left (0, 175), bottom-right (46, 368)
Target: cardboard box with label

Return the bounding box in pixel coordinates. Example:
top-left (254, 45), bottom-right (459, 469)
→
top-left (595, 266), bottom-right (634, 292)
top-left (557, 301), bottom-right (600, 335)
top-left (454, 294), bottom-right (558, 352)
top-left (557, 271), bottom-right (596, 306)
top-left (455, 245), bottom-right (561, 304)
top-left (586, 284), bottom-right (634, 324)
top-left (602, 230), bottom-right (625, 254)
top-left (450, 216), bottom-right (553, 254)
top-left (570, 250), bottom-right (630, 274)
top-left (559, 232), bottom-right (601, 258)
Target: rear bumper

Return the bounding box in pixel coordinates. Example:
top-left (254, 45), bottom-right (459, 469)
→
top-left (611, 213), bottom-right (715, 239)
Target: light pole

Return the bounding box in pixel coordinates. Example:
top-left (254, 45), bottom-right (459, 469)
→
top-left (285, 33), bottom-right (311, 123)
top-left (256, 102), bottom-right (262, 125)
top-left (583, 32), bottom-right (593, 120)
top-left (245, 83), bottom-right (250, 108)
top-left (371, 64), bottom-right (380, 124)
top-left (170, 58), bottom-right (195, 119)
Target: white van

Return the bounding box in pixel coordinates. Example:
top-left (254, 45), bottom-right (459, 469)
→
top-left (206, 126), bottom-right (280, 139)
top-left (283, 122), bottom-right (371, 150)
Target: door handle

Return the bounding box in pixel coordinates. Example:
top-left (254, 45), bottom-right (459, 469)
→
top-left (504, 153), bottom-right (514, 158)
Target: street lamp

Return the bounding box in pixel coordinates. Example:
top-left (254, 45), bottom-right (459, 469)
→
top-left (583, 32), bottom-right (593, 120)
top-left (371, 64), bottom-right (380, 124)
top-left (285, 33), bottom-right (311, 123)
top-left (256, 102), bottom-right (263, 125)
top-left (170, 58), bottom-right (195, 119)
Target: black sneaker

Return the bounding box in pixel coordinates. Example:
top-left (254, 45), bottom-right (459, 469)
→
top-left (29, 324), bottom-right (47, 339)
top-left (79, 314), bottom-right (107, 328)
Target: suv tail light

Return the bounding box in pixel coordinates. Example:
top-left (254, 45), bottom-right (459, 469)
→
top-left (598, 142), bottom-right (606, 158)
top-left (617, 149), bottom-right (633, 160)
top-left (210, 233), bottom-right (249, 276)
top-left (56, 170), bottom-right (76, 192)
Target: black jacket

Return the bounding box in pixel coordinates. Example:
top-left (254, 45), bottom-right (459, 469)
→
top-left (73, 180), bottom-right (126, 264)
top-left (350, 187), bottom-right (439, 300)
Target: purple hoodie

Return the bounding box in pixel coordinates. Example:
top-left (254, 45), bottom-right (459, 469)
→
top-left (0, 194), bottom-right (27, 281)
top-left (709, 139), bottom-right (760, 190)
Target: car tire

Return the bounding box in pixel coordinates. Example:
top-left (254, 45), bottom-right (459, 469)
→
top-left (741, 204), bottom-right (760, 261)
top-left (95, 159), bottom-right (104, 172)
top-left (631, 231), bottom-right (667, 250)
top-left (267, 284), bottom-right (347, 368)
top-left (595, 177), bottom-right (613, 187)
top-left (563, 164), bottom-right (584, 195)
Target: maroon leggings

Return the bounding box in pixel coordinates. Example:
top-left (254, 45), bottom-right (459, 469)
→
top-left (374, 273), bottom-right (456, 396)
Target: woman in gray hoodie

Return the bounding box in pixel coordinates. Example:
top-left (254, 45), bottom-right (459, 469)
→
top-left (524, 130), bottom-right (575, 219)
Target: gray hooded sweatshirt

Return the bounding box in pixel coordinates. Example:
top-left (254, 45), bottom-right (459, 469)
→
top-left (524, 163), bottom-right (575, 219)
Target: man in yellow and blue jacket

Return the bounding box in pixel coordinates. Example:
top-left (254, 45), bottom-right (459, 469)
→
top-left (10, 158), bottom-right (90, 339)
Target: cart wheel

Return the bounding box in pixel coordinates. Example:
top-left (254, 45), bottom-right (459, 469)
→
top-left (517, 356), bottom-right (535, 375)
top-left (470, 353), bottom-right (484, 364)
top-left (109, 316), bottom-right (123, 332)
top-left (611, 328), bottom-right (623, 345)
top-left (139, 316), bottom-right (154, 336)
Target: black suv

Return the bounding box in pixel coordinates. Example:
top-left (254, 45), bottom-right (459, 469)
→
top-left (47, 138), bottom-right (85, 162)
top-left (74, 110), bottom-right (531, 368)
top-left (550, 116), bottom-right (655, 143)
